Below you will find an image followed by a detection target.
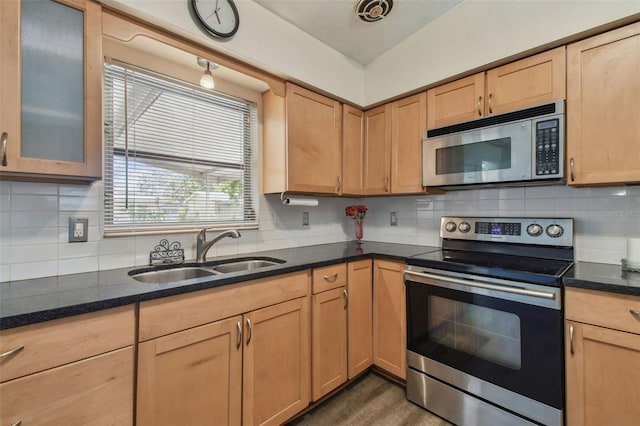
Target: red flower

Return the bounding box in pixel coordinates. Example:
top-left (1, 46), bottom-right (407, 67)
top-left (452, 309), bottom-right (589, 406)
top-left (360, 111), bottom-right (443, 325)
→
top-left (345, 204), bottom-right (367, 221)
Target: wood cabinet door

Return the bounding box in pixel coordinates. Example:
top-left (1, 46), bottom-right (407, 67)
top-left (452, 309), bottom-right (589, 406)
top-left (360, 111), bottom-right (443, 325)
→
top-left (0, 0), bottom-right (102, 182)
top-left (565, 321), bottom-right (640, 426)
top-left (391, 92), bottom-right (426, 194)
top-left (364, 104), bottom-right (391, 195)
top-left (137, 316), bottom-right (243, 426)
top-left (373, 259), bottom-right (406, 379)
top-left (285, 83), bottom-right (342, 193)
top-left (426, 72), bottom-right (484, 129)
top-left (566, 22), bottom-right (640, 186)
top-left (342, 104), bottom-right (364, 195)
top-left (0, 347), bottom-right (134, 426)
top-left (347, 259), bottom-right (373, 379)
top-left (486, 47), bottom-right (566, 115)
top-left (243, 297), bottom-right (310, 426)
top-left (312, 287), bottom-right (348, 401)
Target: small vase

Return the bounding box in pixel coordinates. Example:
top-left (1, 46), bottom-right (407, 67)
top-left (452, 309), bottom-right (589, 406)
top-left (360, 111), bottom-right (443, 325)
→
top-left (355, 220), bottom-right (364, 241)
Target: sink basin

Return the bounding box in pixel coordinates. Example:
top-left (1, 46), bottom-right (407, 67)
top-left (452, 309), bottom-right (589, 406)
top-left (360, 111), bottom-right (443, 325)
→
top-left (210, 258), bottom-right (285, 274)
top-left (130, 266), bottom-right (217, 283)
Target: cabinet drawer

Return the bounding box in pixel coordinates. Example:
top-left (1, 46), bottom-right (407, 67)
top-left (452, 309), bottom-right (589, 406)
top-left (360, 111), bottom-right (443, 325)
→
top-left (0, 347), bottom-right (134, 426)
top-left (139, 270), bottom-right (311, 341)
top-left (0, 305), bottom-right (135, 382)
top-left (566, 287), bottom-right (640, 334)
top-left (313, 263), bottom-right (347, 293)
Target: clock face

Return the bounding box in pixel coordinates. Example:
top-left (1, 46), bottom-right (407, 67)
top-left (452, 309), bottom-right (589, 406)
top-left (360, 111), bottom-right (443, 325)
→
top-left (191, 0), bottom-right (239, 38)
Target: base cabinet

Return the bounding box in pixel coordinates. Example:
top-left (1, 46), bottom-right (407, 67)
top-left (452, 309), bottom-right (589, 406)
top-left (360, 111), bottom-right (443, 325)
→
top-left (565, 287), bottom-right (640, 426)
top-left (347, 259), bottom-right (373, 378)
top-left (373, 259), bottom-right (406, 380)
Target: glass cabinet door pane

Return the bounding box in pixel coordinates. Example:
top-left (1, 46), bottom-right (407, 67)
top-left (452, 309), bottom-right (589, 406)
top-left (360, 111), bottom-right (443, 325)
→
top-left (21, 0), bottom-right (84, 162)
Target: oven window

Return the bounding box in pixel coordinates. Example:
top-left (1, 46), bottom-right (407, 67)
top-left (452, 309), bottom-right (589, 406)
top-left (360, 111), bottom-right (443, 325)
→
top-left (428, 295), bottom-right (521, 370)
top-left (435, 138), bottom-right (511, 175)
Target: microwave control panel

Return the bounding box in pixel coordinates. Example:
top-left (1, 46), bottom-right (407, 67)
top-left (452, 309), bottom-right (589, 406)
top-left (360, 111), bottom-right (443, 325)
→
top-left (534, 119), bottom-right (561, 177)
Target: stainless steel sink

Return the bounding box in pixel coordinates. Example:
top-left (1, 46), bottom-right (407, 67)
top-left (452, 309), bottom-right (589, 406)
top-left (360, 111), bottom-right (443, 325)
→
top-left (210, 259), bottom-right (283, 274)
top-left (130, 266), bottom-right (217, 283)
top-left (129, 257), bottom-right (286, 283)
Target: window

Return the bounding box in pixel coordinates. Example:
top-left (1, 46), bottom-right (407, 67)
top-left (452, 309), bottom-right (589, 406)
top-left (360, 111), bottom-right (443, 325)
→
top-left (103, 61), bottom-right (258, 235)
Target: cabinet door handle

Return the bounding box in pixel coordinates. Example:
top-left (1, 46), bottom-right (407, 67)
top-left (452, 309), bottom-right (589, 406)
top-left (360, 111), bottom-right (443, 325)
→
top-left (11, 421), bottom-right (22, 426)
top-left (246, 318), bottom-right (252, 345)
top-left (569, 324), bottom-right (575, 356)
top-left (236, 321), bottom-right (242, 349)
top-left (488, 93), bottom-right (493, 114)
top-left (0, 345), bottom-right (24, 359)
top-left (323, 273), bottom-right (338, 282)
top-left (630, 309), bottom-right (640, 320)
top-left (1, 132), bottom-right (7, 167)
top-left (336, 176), bottom-right (342, 192)
top-left (570, 158), bottom-right (575, 182)
top-left (343, 289), bottom-right (348, 309)
top-left (477, 96), bottom-right (482, 116)
top-left (384, 176), bottom-right (389, 193)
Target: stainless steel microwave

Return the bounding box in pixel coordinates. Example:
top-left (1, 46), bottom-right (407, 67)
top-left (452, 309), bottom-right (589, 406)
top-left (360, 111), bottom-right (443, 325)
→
top-left (423, 101), bottom-right (564, 188)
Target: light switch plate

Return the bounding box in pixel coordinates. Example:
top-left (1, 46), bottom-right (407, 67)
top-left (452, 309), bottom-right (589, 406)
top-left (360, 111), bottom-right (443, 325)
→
top-left (69, 217), bottom-right (88, 243)
top-left (390, 212), bottom-right (398, 226)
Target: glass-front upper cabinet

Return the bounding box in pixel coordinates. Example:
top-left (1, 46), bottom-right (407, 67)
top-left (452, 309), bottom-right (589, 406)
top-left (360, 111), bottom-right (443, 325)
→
top-left (0, 0), bottom-right (102, 182)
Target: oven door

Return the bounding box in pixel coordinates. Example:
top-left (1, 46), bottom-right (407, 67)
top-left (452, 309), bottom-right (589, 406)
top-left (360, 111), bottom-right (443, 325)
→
top-left (422, 120), bottom-right (532, 186)
top-left (405, 266), bottom-right (563, 410)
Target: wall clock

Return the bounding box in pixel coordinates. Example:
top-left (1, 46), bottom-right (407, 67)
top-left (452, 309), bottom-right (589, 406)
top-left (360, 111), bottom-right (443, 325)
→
top-left (191, 0), bottom-right (240, 39)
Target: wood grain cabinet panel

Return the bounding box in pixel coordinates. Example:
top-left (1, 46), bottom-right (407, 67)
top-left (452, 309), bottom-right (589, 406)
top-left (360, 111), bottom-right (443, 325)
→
top-left (347, 259), bottom-right (373, 379)
top-left (373, 259), bottom-right (406, 380)
top-left (0, 0), bottom-right (102, 182)
top-left (312, 287), bottom-right (348, 401)
top-left (342, 104), bottom-right (365, 195)
top-left (0, 347), bottom-right (134, 426)
top-left (364, 104), bottom-right (392, 195)
top-left (567, 21), bottom-right (640, 186)
top-left (391, 92), bottom-right (427, 194)
top-left (565, 287), bottom-right (640, 426)
top-left (427, 47), bottom-right (565, 129)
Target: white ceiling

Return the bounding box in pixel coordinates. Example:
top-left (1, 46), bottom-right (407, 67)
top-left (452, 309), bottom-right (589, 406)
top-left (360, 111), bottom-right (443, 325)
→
top-left (253, 0), bottom-right (464, 66)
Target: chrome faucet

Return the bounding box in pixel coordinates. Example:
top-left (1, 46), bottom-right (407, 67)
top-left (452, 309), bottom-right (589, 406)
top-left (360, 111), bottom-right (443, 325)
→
top-left (196, 229), bottom-right (241, 263)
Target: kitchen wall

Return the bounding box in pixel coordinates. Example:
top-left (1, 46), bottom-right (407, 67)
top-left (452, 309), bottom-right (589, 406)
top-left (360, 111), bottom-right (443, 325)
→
top-left (2, 179), bottom-right (638, 282)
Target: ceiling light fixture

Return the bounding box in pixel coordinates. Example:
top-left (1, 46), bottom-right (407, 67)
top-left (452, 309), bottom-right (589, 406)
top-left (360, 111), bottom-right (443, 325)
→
top-left (197, 57), bottom-right (219, 90)
top-left (355, 0), bottom-right (393, 23)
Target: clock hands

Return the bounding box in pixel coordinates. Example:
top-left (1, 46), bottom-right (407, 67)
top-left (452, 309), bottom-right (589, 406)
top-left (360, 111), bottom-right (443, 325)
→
top-left (205, 0), bottom-right (222, 24)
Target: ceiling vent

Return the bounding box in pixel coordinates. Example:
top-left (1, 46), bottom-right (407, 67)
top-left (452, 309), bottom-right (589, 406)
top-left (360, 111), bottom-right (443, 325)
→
top-left (355, 0), bottom-right (394, 23)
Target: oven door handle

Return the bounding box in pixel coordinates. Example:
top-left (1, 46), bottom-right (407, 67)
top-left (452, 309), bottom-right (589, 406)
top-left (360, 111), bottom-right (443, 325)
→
top-left (404, 270), bottom-right (557, 300)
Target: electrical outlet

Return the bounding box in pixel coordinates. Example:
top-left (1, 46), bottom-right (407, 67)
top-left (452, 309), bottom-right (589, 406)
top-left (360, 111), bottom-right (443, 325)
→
top-left (302, 211), bottom-right (310, 226)
top-left (69, 217), bottom-right (88, 243)
top-left (390, 212), bottom-right (398, 226)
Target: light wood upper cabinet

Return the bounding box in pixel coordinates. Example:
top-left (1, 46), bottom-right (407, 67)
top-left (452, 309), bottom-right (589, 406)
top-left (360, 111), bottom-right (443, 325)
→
top-left (427, 73), bottom-right (485, 129)
top-left (566, 22), bottom-right (640, 186)
top-left (347, 259), bottom-right (373, 379)
top-left (0, 0), bottom-right (102, 182)
top-left (391, 92), bottom-right (427, 194)
top-left (342, 104), bottom-right (365, 195)
top-left (565, 287), bottom-right (640, 426)
top-left (262, 83), bottom-right (342, 194)
top-left (365, 93), bottom-right (429, 195)
top-left (427, 47), bottom-right (566, 129)
top-left (364, 104), bottom-right (392, 195)
top-left (373, 259), bottom-right (406, 380)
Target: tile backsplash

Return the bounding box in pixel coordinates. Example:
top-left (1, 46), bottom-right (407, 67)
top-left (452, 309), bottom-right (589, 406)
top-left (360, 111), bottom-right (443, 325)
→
top-left (1, 181), bottom-right (638, 282)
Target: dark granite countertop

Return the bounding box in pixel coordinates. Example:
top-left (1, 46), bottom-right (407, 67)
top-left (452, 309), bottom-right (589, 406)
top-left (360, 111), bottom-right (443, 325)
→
top-left (0, 241), bottom-right (438, 330)
top-left (563, 261), bottom-right (640, 297)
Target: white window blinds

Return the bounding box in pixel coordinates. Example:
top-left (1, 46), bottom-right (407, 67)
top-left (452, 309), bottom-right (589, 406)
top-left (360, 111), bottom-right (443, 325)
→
top-left (103, 61), bottom-right (258, 235)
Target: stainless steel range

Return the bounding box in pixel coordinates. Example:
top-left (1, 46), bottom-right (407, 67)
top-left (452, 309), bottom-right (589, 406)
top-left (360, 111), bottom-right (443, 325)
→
top-left (404, 216), bottom-right (574, 426)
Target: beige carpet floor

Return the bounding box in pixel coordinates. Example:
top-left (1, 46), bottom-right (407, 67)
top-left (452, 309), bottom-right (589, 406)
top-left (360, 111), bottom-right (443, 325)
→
top-left (289, 373), bottom-right (453, 426)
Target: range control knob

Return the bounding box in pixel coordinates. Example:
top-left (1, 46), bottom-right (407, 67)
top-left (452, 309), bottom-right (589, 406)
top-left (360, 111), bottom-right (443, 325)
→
top-left (546, 224), bottom-right (564, 238)
top-left (526, 224), bottom-right (543, 237)
top-left (444, 221), bottom-right (457, 232)
top-left (458, 222), bottom-right (471, 233)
